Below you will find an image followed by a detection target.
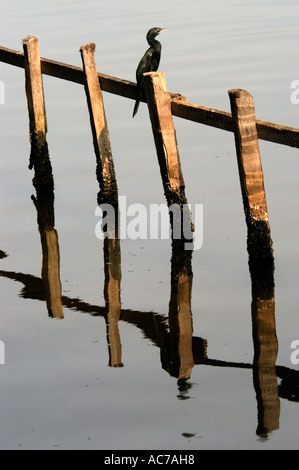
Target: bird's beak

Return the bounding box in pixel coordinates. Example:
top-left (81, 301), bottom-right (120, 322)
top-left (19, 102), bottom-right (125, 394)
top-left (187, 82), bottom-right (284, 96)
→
top-left (160, 28), bottom-right (168, 33)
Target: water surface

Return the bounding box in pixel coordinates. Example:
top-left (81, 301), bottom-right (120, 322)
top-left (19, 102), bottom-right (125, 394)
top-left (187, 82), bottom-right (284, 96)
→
top-left (0, 0), bottom-right (299, 450)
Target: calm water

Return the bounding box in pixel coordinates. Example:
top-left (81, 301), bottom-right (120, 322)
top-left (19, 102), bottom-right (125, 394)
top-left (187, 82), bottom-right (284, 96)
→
top-left (0, 0), bottom-right (299, 450)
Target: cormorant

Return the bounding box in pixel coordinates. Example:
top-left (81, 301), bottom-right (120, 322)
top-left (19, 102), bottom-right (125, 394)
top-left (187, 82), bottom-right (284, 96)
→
top-left (132, 27), bottom-right (168, 118)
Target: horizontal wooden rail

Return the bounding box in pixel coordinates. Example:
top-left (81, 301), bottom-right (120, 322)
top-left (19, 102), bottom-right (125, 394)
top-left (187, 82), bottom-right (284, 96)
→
top-left (0, 45), bottom-right (138, 98)
top-left (1, 45), bottom-right (298, 148)
top-left (171, 99), bottom-right (299, 149)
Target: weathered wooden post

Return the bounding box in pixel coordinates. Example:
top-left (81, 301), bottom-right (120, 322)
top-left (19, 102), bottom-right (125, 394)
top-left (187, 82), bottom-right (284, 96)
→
top-left (228, 89), bottom-right (273, 263)
top-left (23, 35), bottom-right (63, 318)
top-left (23, 36), bottom-right (47, 140)
top-left (80, 43), bottom-right (117, 203)
top-left (143, 72), bottom-right (185, 202)
top-left (143, 72), bottom-right (193, 249)
top-left (23, 36), bottom-right (53, 193)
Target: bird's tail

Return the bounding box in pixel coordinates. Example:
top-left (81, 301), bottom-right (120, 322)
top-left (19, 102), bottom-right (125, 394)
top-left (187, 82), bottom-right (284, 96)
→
top-left (132, 87), bottom-right (142, 118)
top-left (132, 98), bottom-right (140, 118)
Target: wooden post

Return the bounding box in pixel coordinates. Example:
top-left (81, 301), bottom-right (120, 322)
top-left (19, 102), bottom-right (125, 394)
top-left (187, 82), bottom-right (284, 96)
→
top-left (80, 43), bottom-right (117, 201)
top-left (23, 36), bottom-right (47, 141)
top-left (143, 72), bottom-right (185, 202)
top-left (228, 89), bottom-right (268, 225)
top-left (228, 89), bottom-right (273, 260)
top-left (143, 72), bottom-right (193, 248)
top-left (23, 36), bottom-right (53, 193)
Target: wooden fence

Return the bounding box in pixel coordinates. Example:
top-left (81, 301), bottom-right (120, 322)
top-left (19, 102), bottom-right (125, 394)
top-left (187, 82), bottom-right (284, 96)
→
top-left (1, 35), bottom-right (298, 250)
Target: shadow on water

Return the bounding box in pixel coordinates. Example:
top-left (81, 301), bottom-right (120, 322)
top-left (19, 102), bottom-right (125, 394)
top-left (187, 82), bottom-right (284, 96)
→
top-left (1, 143), bottom-right (299, 439)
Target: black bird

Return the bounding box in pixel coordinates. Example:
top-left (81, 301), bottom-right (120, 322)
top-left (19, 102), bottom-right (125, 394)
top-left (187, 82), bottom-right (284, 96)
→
top-left (132, 27), bottom-right (168, 118)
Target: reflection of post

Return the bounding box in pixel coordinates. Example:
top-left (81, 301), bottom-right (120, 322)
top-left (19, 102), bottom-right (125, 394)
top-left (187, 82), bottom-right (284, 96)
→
top-left (248, 209), bottom-right (279, 436)
top-left (103, 203), bottom-right (123, 367)
top-left (167, 238), bottom-right (194, 381)
top-left (251, 258), bottom-right (279, 437)
top-left (23, 35), bottom-right (63, 319)
top-left (39, 226), bottom-right (64, 319)
top-left (252, 300), bottom-right (280, 437)
top-left (80, 43), bottom-right (117, 201)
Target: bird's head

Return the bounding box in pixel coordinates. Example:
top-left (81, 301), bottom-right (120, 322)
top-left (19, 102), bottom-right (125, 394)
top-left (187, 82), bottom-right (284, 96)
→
top-left (146, 27), bottom-right (168, 43)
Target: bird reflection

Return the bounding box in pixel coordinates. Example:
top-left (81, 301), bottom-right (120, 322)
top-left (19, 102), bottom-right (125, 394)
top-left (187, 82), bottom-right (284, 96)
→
top-left (177, 379), bottom-right (195, 400)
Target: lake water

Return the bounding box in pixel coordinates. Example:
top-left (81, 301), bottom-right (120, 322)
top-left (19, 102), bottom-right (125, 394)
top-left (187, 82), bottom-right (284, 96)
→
top-left (0, 0), bottom-right (299, 450)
